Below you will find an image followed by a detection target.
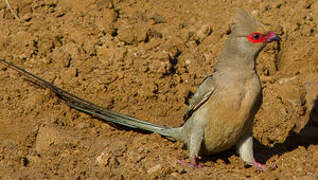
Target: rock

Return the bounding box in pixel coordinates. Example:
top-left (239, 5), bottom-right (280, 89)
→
top-left (35, 125), bottom-right (80, 155)
top-left (276, 76), bottom-right (307, 132)
top-left (278, 76), bottom-right (304, 107)
top-left (117, 25), bottom-right (136, 45)
top-left (299, 81), bottom-right (318, 138)
top-left (304, 81), bottom-right (318, 125)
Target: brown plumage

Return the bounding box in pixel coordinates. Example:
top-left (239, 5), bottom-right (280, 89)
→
top-left (1, 9), bottom-right (280, 169)
top-left (172, 9), bottom-right (279, 168)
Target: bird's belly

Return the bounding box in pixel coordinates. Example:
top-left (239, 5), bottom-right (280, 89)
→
top-left (200, 88), bottom-right (258, 155)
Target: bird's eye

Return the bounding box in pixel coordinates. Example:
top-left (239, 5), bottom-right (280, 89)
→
top-left (252, 33), bottom-right (260, 40)
top-left (247, 32), bottom-right (264, 43)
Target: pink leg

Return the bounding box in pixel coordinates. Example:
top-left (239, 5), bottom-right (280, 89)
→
top-left (177, 155), bottom-right (204, 168)
top-left (252, 161), bottom-right (267, 171)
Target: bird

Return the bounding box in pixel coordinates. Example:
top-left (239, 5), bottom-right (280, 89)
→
top-left (1, 9), bottom-right (280, 170)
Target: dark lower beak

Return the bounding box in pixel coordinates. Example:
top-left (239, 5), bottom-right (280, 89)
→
top-left (266, 31), bottom-right (281, 42)
top-left (269, 34), bottom-right (281, 42)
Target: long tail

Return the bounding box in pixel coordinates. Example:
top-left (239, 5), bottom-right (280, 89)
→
top-left (1, 60), bottom-right (183, 140)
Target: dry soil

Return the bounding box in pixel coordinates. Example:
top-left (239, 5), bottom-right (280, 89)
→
top-left (0, 0), bottom-right (318, 179)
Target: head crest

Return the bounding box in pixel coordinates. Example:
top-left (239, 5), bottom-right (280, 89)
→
top-left (232, 9), bottom-right (266, 36)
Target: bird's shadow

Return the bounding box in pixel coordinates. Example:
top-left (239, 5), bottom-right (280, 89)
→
top-left (202, 95), bottom-right (318, 165)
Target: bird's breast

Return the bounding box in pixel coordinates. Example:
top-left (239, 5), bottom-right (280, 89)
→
top-left (200, 73), bottom-right (261, 154)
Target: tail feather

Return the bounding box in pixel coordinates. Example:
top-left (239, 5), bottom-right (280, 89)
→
top-left (0, 60), bottom-right (183, 139)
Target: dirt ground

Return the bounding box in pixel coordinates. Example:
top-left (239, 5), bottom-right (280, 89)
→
top-left (0, 0), bottom-right (318, 179)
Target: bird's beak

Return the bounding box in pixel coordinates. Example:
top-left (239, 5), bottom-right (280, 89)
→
top-left (264, 31), bottom-right (281, 42)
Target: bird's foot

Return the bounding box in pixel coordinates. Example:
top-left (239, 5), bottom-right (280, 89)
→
top-left (177, 156), bottom-right (203, 168)
top-left (252, 161), bottom-right (267, 171)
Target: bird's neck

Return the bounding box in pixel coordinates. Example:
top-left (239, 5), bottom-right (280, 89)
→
top-left (215, 53), bottom-right (257, 73)
top-left (214, 40), bottom-right (260, 73)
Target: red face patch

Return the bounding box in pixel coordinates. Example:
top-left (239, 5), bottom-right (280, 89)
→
top-left (247, 31), bottom-right (280, 44)
top-left (246, 32), bottom-right (265, 43)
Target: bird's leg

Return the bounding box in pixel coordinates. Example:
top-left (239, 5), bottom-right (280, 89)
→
top-left (177, 126), bottom-right (204, 168)
top-left (236, 134), bottom-right (266, 171)
top-left (251, 161), bottom-right (267, 171)
top-left (177, 155), bottom-right (203, 168)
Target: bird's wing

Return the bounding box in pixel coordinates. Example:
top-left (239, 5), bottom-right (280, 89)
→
top-left (183, 74), bottom-right (215, 121)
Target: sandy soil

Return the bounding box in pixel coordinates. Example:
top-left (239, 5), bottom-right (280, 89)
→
top-left (0, 0), bottom-right (318, 179)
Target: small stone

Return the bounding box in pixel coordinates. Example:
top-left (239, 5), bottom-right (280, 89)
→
top-left (196, 24), bottom-right (213, 41)
top-left (147, 164), bottom-right (162, 174)
top-left (96, 149), bottom-right (111, 166)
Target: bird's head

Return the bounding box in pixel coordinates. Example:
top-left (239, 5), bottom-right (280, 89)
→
top-left (215, 9), bottom-right (280, 71)
top-left (230, 9), bottom-right (280, 53)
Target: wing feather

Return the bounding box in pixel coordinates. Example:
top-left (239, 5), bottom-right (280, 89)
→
top-left (183, 74), bottom-right (215, 121)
